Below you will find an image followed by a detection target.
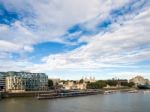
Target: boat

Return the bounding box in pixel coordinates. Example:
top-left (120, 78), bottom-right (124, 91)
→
top-left (103, 90), bottom-right (114, 95)
top-left (137, 84), bottom-right (150, 89)
top-left (37, 90), bottom-right (102, 100)
top-left (143, 91), bottom-right (150, 94)
top-left (128, 90), bottom-right (138, 93)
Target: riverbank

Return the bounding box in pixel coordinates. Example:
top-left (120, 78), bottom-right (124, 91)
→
top-left (0, 88), bottom-right (147, 100)
top-left (0, 89), bottom-right (103, 100)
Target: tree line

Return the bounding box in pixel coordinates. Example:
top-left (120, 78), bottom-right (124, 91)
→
top-left (86, 80), bottom-right (135, 89)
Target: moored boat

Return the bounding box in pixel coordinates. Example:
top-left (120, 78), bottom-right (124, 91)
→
top-left (128, 90), bottom-right (138, 93)
top-left (103, 90), bottom-right (116, 95)
top-left (143, 91), bottom-right (150, 94)
top-left (37, 90), bottom-right (102, 100)
top-left (137, 84), bottom-right (150, 89)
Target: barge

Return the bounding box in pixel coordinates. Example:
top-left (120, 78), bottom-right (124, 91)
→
top-left (37, 90), bottom-right (102, 100)
top-left (137, 84), bottom-right (150, 89)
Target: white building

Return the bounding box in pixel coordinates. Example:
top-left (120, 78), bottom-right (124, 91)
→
top-left (76, 83), bottom-right (87, 90)
top-left (62, 81), bottom-right (87, 90)
top-left (63, 81), bottom-right (75, 90)
top-left (129, 76), bottom-right (149, 85)
top-left (83, 76), bottom-right (96, 83)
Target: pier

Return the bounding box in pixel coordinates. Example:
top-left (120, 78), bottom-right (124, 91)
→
top-left (37, 90), bottom-right (103, 100)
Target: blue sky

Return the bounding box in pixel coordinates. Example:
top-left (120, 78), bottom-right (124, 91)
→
top-left (0, 0), bottom-right (150, 79)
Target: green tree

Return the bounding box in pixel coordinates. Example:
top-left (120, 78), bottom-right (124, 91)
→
top-left (73, 81), bottom-right (77, 84)
top-left (128, 82), bottom-right (135, 87)
top-left (87, 80), bottom-right (107, 89)
top-left (79, 79), bottom-right (84, 83)
top-left (120, 82), bottom-right (128, 86)
top-left (97, 80), bottom-right (107, 88)
top-left (106, 80), bottom-right (118, 86)
top-left (48, 80), bottom-right (53, 88)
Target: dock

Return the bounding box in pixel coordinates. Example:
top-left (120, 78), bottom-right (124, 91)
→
top-left (37, 90), bottom-right (103, 100)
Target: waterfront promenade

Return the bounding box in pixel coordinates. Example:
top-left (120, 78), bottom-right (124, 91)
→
top-left (2, 90), bottom-right (55, 98)
top-left (1, 89), bottom-right (103, 99)
top-left (0, 88), bottom-right (141, 100)
top-left (0, 87), bottom-right (140, 99)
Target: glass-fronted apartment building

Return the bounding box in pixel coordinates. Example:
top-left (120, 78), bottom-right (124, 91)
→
top-left (5, 72), bottom-right (48, 92)
top-left (0, 72), bottom-right (6, 91)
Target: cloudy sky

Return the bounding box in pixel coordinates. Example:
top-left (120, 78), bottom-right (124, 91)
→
top-left (0, 0), bottom-right (150, 79)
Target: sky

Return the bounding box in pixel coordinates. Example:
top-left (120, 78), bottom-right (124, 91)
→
top-left (0, 0), bottom-right (150, 80)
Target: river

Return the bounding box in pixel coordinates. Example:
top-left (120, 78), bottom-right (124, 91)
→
top-left (0, 91), bottom-right (150, 112)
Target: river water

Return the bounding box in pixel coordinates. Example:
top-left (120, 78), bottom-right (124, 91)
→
top-left (0, 91), bottom-right (150, 112)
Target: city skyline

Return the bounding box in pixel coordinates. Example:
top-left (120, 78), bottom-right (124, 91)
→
top-left (0, 0), bottom-right (150, 79)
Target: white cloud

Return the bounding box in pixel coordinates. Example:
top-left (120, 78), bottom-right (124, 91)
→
top-left (27, 7), bottom-right (150, 74)
top-left (0, 0), bottom-right (131, 48)
top-left (0, 40), bottom-right (20, 52)
top-left (111, 72), bottom-right (150, 80)
top-left (0, 0), bottom-right (149, 79)
top-left (0, 0), bottom-right (131, 65)
top-left (0, 58), bottom-right (33, 72)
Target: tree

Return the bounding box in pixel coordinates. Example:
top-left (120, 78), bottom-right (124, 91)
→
top-left (106, 80), bottom-right (118, 86)
top-left (73, 81), bottom-right (77, 84)
top-left (87, 82), bottom-right (99, 89)
top-left (97, 80), bottom-right (107, 88)
top-left (87, 80), bottom-right (107, 89)
top-left (128, 82), bottom-right (135, 87)
top-left (48, 80), bottom-right (53, 88)
top-left (120, 82), bottom-right (128, 86)
top-left (79, 79), bottom-right (84, 83)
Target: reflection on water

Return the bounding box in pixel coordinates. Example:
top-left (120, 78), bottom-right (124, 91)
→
top-left (0, 92), bottom-right (150, 112)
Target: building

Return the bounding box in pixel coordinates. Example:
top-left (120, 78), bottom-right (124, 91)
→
top-left (62, 81), bottom-right (87, 90)
top-left (76, 83), bottom-right (87, 90)
top-left (63, 81), bottom-right (75, 90)
top-left (83, 76), bottom-right (96, 83)
top-left (129, 76), bottom-right (148, 85)
top-left (0, 72), bottom-right (6, 91)
top-left (5, 71), bottom-right (48, 92)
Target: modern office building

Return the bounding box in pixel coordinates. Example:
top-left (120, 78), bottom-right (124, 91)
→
top-left (5, 71), bottom-right (48, 92)
top-left (0, 72), bottom-right (6, 91)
